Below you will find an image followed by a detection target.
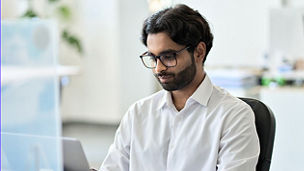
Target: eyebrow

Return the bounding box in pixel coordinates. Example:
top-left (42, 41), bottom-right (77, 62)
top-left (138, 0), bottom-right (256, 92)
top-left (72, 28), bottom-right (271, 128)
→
top-left (148, 49), bottom-right (177, 56)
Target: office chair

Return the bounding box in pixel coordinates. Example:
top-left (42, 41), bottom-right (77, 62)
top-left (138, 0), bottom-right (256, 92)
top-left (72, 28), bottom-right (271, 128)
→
top-left (239, 98), bottom-right (276, 171)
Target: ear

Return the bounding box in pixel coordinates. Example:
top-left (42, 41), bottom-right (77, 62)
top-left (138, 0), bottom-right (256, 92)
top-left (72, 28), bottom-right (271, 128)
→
top-left (195, 42), bottom-right (206, 59)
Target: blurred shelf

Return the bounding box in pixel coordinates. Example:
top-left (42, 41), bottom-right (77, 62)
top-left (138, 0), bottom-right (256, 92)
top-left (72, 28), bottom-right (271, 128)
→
top-left (263, 70), bottom-right (304, 80)
top-left (1, 65), bottom-right (80, 85)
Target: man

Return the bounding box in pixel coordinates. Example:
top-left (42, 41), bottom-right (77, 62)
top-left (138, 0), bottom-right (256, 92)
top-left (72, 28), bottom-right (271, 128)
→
top-left (99, 4), bottom-right (259, 171)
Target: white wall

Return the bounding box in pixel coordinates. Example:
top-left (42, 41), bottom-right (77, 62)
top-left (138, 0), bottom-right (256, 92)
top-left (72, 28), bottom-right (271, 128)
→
top-left (118, 0), bottom-right (155, 117)
top-left (60, 0), bottom-right (154, 124)
top-left (173, 0), bottom-right (280, 67)
top-left (61, 0), bottom-right (121, 123)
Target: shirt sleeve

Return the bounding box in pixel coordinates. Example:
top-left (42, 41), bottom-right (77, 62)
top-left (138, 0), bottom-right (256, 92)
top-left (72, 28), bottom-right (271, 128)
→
top-left (99, 109), bottom-right (132, 171)
top-left (217, 103), bottom-right (260, 171)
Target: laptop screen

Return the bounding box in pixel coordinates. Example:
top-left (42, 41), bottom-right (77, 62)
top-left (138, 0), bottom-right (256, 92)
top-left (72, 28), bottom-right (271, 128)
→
top-left (62, 137), bottom-right (90, 171)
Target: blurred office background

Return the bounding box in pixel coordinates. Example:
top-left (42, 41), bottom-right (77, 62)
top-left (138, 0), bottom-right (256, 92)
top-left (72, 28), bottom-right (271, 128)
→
top-left (1, 0), bottom-right (304, 170)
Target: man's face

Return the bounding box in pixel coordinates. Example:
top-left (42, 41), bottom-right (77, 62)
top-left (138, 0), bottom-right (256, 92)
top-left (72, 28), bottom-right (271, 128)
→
top-left (147, 32), bottom-right (197, 91)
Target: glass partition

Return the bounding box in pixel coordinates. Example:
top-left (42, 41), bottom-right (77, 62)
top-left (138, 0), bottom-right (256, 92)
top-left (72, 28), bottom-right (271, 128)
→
top-left (1, 19), bottom-right (62, 171)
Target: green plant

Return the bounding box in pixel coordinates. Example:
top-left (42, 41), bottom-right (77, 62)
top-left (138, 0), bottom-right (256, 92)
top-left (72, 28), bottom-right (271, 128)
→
top-left (22, 0), bottom-right (83, 54)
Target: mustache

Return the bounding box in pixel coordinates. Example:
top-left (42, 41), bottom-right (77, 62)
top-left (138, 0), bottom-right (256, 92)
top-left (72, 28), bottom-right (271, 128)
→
top-left (154, 71), bottom-right (175, 77)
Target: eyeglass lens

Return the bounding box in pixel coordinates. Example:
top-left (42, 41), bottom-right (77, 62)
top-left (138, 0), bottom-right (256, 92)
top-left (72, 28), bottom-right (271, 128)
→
top-left (140, 46), bottom-right (189, 68)
top-left (142, 54), bottom-right (176, 68)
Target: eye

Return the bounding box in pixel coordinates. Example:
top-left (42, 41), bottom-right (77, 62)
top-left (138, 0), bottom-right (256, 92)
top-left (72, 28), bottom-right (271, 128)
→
top-left (148, 56), bottom-right (156, 61)
top-left (161, 54), bottom-right (175, 61)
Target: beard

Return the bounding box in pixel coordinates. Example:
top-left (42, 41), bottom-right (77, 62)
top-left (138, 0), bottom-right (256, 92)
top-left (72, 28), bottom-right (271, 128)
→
top-left (154, 54), bottom-right (196, 91)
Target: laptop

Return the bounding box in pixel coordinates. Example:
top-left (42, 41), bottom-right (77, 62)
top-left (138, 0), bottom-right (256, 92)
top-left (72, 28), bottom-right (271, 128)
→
top-left (62, 137), bottom-right (91, 171)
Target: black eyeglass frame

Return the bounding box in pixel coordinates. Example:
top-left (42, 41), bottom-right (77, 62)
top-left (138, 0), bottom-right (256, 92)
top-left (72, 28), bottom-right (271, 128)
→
top-left (139, 46), bottom-right (190, 69)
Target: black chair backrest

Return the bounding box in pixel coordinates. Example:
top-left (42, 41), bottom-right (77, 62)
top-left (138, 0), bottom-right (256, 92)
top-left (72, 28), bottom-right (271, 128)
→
top-left (239, 98), bottom-right (276, 171)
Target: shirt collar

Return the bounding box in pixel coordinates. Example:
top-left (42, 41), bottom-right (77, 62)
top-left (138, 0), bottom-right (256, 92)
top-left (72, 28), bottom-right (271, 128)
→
top-left (157, 74), bottom-right (213, 109)
top-left (157, 90), bottom-right (173, 110)
top-left (189, 74), bottom-right (213, 107)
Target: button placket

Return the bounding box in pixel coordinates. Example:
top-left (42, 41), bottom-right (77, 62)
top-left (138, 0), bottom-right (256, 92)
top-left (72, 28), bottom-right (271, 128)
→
top-left (167, 109), bottom-right (184, 169)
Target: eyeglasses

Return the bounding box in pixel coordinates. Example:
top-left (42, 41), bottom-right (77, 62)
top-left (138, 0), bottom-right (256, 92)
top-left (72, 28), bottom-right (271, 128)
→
top-left (139, 46), bottom-right (190, 69)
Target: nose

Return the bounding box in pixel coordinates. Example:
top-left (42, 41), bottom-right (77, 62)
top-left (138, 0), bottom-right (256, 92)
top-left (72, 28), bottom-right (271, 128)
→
top-left (154, 58), bottom-right (167, 73)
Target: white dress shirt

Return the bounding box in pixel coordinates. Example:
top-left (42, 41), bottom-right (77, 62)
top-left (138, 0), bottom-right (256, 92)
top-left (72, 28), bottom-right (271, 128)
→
top-left (100, 75), bottom-right (260, 171)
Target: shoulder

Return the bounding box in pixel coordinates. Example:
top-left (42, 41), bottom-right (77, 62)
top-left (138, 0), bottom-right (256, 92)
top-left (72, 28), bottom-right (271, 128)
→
top-left (208, 86), bottom-right (257, 136)
top-left (213, 86), bottom-right (251, 108)
top-left (210, 86), bottom-right (254, 119)
top-left (119, 90), bottom-right (165, 128)
top-left (126, 90), bottom-right (165, 115)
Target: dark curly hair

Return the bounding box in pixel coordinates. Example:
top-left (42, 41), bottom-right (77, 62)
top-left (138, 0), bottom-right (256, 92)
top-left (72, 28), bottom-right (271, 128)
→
top-left (141, 4), bottom-right (213, 63)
